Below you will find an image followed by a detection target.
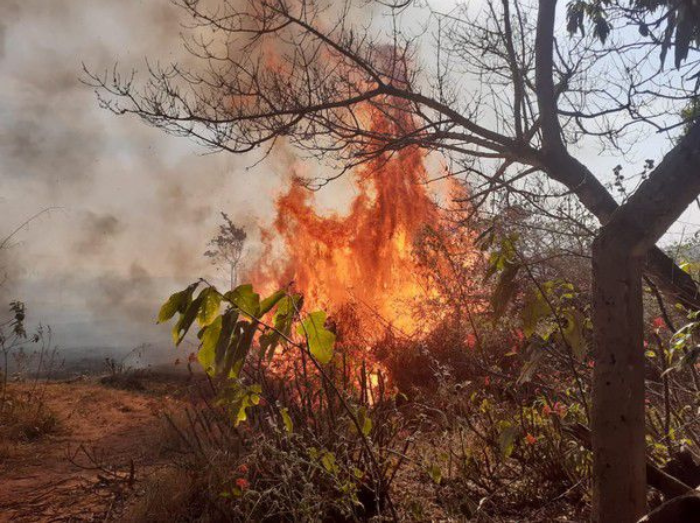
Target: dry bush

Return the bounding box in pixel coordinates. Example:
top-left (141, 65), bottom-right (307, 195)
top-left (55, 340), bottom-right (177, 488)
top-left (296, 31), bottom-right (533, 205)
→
top-left (99, 347), bottom-right (150, 391)
top-left (122, 466), bottom-right (202, 523)
top-left (150, 345), bottom-right (417, 523)
top-left (0, 390), bottom-right (60, 443)
top-left (1, 306), bottom-right (62, 450)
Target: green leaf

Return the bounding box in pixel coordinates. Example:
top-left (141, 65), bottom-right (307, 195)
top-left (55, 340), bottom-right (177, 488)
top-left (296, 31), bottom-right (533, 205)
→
top-left (665, 345), bottom-right (700, 376)
top-left (197, 288), bottom-right (222, 327)
top-left (198, 315), bottom-right (223, 374)
top-left (259, 289), bottom-right (286, 316)
top-left (320, 451), bottom-right (338, 474)
top-left (563, 310), bottom-right (587, 361)
top-left (224, 383), bottom-right (262, 426)
top-left (222, 322), bottom-right (258, 379)
top-left (172, 294), bottom-right (204, 345)
top-left (280, 407), bottom-right (293, 433)
top-left (521, 290), bottom-right (551, 338)
top-left (158, 283), bottom-right (197, 323)
top-left (297, 311), bottom-right (335, 365)
top-left (225, 284), bottom-right (260, 318)
top-left (259, 331), bottom-right (280, 361)
top-left (257, 291), bottom-right (291, 360)
top-left (214, 310), bottom-right (239, 371)
top-left (356, 406), bottom-right (372, 436)
top-left (272, 295), bottom-right (299, 334)
top-left (427, 464), bottom-right (442, 485)
top-left (497, 421), bottom-right (518, 459)
top-left (158, 294), bottom-right (184, 324)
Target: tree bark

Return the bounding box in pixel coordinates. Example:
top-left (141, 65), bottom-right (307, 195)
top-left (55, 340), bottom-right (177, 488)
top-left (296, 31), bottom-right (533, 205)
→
top-left (534, 5), bottom-right (700, 517)
top-left (591, 233), bottom-right (647, 522)
top-left (588, 121), bottom-right (700, 522)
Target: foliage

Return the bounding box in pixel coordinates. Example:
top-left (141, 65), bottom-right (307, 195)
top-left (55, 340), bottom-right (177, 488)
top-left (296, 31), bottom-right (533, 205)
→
top-left (567, 0), bottom-right (700, 67)
top-left (160, 281), bottom-right (333, 378)
top-left (1, 301), bottom-right (40, 398)
top-left (158, 281), bottom-right (413, 521)
top-left (0, 303), bottom-right (61, 448)
top-left (100, 345), bottom-right (150, 391)
top-left (148, 217), bottom-right (700, 522)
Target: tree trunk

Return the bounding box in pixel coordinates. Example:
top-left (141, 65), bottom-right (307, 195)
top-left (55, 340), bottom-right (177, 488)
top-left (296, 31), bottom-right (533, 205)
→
top-left (592, 232), bottom-right (647, 523)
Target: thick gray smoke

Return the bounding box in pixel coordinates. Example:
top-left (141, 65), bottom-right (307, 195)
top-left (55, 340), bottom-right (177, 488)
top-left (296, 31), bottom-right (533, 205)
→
top-left (0, 0), bottom-right (282, 365)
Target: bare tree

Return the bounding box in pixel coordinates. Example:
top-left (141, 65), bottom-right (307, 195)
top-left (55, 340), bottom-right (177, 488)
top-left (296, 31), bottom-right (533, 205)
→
top-left (0, 208), bottom-right (60, 290)
top-left (86, 0), bottom-right (700, 520)
top-left (204, 212), bottom-right (247, 290)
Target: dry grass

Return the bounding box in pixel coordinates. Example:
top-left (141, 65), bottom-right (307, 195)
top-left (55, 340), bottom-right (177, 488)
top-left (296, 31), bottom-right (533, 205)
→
top-left (122, 466), bottom-right (201, 523)
top-left (0, 391), bottom-right (60, 443)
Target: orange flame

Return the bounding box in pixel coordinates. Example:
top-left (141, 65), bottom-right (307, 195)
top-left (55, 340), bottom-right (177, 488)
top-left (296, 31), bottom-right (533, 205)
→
top-left (250, 104), bottom-right (474, 338)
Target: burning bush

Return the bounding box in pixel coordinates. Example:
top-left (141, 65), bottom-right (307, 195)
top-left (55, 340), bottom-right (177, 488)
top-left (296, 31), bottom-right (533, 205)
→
top-left (156, 281), bottom-right (417, 521)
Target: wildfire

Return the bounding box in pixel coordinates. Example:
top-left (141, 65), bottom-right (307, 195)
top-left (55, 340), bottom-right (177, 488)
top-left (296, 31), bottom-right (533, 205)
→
top-left (250, 102), bottom-right (478, 339)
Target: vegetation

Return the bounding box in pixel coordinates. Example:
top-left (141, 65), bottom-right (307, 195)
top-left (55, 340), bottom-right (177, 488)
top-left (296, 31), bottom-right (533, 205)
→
top-left (133, 220), bottom-right (700, 521)
top-left (89, 1), bottom-right (700, 516)
top-left (2, 0), bottom-right (700, 521)
top-left (0, 303), bottom-right (61, 450)
top-left (204, 212), bottom-right (248, 291)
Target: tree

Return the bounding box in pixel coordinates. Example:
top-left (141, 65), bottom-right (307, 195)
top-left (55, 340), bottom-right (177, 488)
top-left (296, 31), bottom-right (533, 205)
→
top-left (87, 1), bottom-right (700, 520)
top-left (204, 212), bottom-right (247, 291)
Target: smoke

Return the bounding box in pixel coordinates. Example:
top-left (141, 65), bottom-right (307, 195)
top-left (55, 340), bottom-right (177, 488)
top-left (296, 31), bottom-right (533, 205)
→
top-left (0, 0), bottom-right (407, 364)
top-left (0, 0), bottom-right (281, 362)
top-left (73, 212), bottom-right (124, 255)
top-left (84, 263), bottom-right (159, 324)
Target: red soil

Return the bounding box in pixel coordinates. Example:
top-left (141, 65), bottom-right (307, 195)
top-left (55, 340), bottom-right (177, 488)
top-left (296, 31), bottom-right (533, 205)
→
top-left (0, 381), bottom-right (179, 522)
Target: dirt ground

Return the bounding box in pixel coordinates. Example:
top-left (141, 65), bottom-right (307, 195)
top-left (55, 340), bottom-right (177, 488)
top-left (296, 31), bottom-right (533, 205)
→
top-left (0, 378), bottom-right (184, 522)
top-left (0, 375), bottom-right (586, 523)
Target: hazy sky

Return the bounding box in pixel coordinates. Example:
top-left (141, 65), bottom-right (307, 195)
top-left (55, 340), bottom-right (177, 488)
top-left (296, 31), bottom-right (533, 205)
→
top-left (1, 0), bottom-right (698, 362)
top-left (0, 0), bottom-right (291, 360)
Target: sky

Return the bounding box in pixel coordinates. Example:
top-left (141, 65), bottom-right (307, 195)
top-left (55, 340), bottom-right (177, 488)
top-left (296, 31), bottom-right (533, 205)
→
top-left (1, 0), bottom-right (698, 363)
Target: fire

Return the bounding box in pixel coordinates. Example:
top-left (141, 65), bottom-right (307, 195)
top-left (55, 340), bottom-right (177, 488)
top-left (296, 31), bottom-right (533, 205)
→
top-left (250, 103), bottom-right (477, 339)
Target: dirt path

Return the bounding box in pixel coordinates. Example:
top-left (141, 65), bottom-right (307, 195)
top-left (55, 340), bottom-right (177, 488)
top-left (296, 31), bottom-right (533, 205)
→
top-left (0, 381), bottom-right (179, 522)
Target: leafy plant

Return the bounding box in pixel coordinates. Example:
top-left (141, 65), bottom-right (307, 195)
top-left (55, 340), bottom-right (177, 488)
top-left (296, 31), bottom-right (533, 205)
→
top-left (157, 281), bottom-right (411, 521)
top-left (159, 281), bottom-right (338, 421)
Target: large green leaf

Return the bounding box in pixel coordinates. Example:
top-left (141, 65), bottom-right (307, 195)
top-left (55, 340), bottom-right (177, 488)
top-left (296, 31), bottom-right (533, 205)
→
top-left (297, 311), bottom-right (335, 365)
top-left (172, 294), bottom-right (204, 345)
top-left (158, 283), bottom-right (197, 323)
top-left (260, 295), bottom-right (300, 359)
top-left (198, 315), bottom-right (222, 374)
top-left (259, 289), bottom-right (286, 316)
top-left (222, 322), bottom-right (257, 379)
top-left (275, 295), bottom-right (299, 327)
top-left (197, 288), bottom-right (222, 327)
top-left (215, 310), bottom-right (239, 371)
top-left (225, 284), bottom-right (260, 318)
